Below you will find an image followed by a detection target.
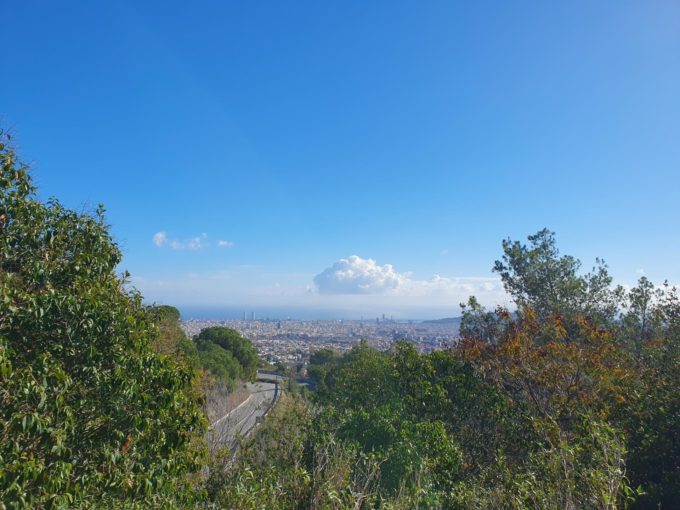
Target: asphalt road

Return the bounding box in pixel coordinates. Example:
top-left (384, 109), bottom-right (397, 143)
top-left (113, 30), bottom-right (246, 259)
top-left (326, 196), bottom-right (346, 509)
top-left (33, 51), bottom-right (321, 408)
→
top-left (209, 375), bottom-right (279, 451)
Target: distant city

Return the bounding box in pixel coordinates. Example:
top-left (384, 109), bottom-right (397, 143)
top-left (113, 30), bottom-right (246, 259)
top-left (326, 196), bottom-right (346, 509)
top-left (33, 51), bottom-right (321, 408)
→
top-left (177, 306), bottom-right (461, 321)
top-left (181, 315), bottom-right (461, 365)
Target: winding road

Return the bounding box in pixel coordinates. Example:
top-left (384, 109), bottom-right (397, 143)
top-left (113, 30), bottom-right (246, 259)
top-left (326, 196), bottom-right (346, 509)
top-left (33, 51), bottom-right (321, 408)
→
top-left (208, 372), bottom-right (282, 452)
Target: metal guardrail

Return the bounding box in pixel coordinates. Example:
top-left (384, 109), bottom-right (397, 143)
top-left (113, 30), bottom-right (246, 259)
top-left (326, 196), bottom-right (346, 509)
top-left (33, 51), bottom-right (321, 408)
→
top-left (238, 379), bottom-right (281, 440)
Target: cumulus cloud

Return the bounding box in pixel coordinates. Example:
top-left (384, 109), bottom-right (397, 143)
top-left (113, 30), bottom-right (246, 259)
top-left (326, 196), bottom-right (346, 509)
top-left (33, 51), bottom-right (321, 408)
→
top-left (314, 255), bottom-right (408, 294)
top-left (217, 240), bottom-right (234, 248)
top-left (135, 253), bottom-right (509, 319)
top-left (131, 258), bottom-right (509, 318)
top-left (313, 256), bottom-right (506, 306)
top-left (153, 231), bottom-right (209, 250)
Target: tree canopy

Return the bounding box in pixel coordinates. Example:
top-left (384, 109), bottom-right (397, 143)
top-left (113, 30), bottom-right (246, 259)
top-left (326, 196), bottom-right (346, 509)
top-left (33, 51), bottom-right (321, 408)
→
top-left (195, 326), bottom-right (258, 382)
top-left (492, 228), bottom-right (621, 324)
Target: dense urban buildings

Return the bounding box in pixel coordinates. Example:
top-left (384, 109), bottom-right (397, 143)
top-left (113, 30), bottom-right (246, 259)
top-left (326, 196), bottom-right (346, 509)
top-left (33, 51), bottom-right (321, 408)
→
top-left (181, 318), bottom-right (460, 364)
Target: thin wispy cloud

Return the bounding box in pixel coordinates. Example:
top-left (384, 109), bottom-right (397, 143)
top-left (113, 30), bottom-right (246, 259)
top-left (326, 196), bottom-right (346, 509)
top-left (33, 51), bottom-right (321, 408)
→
top-left (170, 233), bottom-right (207, 250)
top-left (152, 231), bottom-right (229, 251)
top-left (153, 231), bottom-right (167, 247)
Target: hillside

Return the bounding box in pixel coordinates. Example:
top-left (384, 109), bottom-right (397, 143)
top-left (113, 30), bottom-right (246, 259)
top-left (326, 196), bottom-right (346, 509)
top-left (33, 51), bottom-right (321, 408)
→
top-left (423, 316), bottom-right (462, 325)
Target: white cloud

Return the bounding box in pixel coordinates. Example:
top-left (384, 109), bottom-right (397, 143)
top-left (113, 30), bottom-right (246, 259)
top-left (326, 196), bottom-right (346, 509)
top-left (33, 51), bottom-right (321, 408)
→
top-left (153, 231), bottom-right (167, 247)
top-left (314, 255), bottom-right (408, 294)
top-left (313, 256), bottom-right (505, 299)
top-left (217, 240), bottom-right (234, 248)
top-left (636, 268), bottom-right (645, 276)
top-left (132, 256), bottom-right (510, 319)
top-left (153, 231), bottom-right (208, 250)
top-left (312, 256), bottom-right (507, 306)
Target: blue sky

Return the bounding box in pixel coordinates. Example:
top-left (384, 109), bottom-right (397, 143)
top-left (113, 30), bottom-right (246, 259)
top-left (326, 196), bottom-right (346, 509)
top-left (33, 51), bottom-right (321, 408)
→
top-left (3, 1), bottom-right (680, 318)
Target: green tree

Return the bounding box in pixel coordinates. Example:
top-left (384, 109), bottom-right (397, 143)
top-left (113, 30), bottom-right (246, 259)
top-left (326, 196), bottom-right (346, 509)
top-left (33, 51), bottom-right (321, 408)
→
top-left (148, 305), bottom-right (197, 363)
top-left (616, 279), bottom-right (680, 508)
top-left (195, 326), bottom-right (258, 381)
top-left (0, 134), bottom-right (206, 508)
top-left (459, 296), bottom-right (506, 345)
top-left (462, 229), bottom-right (623, 345)
top-left (307, 347), bottom-right (340, 394)
top-left (195, 341), bottom-right (243, 391)
top-left (309, 347), bottom-right (339, 367)
top-left (149, 305), bottom-right (181, 322)
top-left (493, 228), bottom-right (621, 324)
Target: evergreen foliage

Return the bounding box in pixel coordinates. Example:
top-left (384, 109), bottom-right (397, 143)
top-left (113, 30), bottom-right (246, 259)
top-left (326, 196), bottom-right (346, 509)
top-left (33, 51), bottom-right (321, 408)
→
top-left (0, 134), bottom-right (206, 509)
top-left (194, 326), bottom-right (259, 383)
